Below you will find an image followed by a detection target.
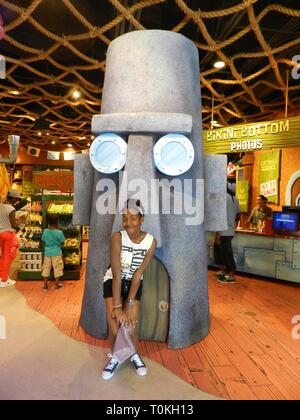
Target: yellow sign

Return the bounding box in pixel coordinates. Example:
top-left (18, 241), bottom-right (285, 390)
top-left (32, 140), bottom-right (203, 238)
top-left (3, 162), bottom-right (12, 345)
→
top-left (203, 116), bottom-right (300, 154)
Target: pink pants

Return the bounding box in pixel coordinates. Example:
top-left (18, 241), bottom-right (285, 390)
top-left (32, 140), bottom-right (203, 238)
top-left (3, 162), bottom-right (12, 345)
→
top-left (0, 231), bottom-right (18, 282)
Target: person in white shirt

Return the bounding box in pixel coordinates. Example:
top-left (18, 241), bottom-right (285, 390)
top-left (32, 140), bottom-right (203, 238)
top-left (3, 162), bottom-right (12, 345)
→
top-left (0, 189), bottom-right (21, 288)
top-left (102, 199), bottom-right (157, 380)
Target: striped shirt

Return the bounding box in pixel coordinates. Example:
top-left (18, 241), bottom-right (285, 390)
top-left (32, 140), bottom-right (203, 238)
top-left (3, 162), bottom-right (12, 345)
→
top-left (104, 230), bottom-right (154, 282)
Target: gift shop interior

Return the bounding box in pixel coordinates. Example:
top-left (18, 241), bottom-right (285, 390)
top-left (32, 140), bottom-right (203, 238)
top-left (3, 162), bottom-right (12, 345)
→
top-left (0, 0), bottom-right (300, 401)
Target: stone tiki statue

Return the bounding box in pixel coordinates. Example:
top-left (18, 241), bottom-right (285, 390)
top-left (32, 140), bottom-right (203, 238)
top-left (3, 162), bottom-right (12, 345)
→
top-left (73, 30), bottom-right (227, 349)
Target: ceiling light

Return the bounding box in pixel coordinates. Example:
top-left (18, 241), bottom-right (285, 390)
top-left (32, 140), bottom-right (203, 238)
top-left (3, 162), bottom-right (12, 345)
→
top-left (38, 132), bottom-right (42, 136)
top-left (87, 143), bottom-right (91, 147)
top-left (213, 60), bottom-right (226, 69)
top-left (9, 89), bottom-right (20, 95)
top-left (91, 135), bottom-right (95, 140)
top-left (51, 141), bottom-right (56, 145)
top-left (67, 143), bottom-right (73, 147)
top-left (72, 89), bottom-right (81, 99)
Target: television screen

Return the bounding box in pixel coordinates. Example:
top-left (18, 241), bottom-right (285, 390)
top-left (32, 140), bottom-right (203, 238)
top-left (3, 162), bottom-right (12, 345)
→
top-left (272, 212), bottom-right (299, 232)
top-left (282, 206), bottom-right (300, 219)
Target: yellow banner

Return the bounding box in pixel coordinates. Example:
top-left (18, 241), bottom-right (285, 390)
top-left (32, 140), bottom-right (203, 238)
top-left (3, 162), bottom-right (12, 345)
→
top-left (203, 116), bottom-right (300, 154)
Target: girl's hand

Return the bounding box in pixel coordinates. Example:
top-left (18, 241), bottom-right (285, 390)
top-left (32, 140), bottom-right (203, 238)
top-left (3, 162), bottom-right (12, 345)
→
top-left (124, 307), bottom-right (137, 328)
top-left (115, 308), bottom-right (128, 325)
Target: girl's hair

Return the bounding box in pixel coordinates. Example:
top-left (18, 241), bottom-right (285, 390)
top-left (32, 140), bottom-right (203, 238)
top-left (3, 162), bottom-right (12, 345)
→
top-left (47, 214), bottom-right (59, 227)
top-left (125, 198), bottom-right (144, 217)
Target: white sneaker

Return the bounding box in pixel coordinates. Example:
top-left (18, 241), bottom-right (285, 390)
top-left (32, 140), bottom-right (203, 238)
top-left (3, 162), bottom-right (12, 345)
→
top-left (102, 354), bottom-right (119, 380)
top-left (131, 353), bottom-right (147, 376)
top-left (0, 279), bottom-right (16, 288)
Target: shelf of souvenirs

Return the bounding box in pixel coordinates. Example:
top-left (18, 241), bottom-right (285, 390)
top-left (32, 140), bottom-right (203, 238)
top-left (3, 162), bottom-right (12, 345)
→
top-left (82, 226), bottom-right (90, 242)
top-left (64, 251), bottom-right (81, 267)
top-left (63, 236), bottom-right (81, 251)
top-left (47, 202), bottom-right (73, 216)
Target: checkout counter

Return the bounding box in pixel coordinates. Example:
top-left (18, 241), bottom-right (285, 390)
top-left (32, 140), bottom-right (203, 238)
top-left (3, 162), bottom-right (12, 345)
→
top-left (207, 227), bottom-right (300, 284)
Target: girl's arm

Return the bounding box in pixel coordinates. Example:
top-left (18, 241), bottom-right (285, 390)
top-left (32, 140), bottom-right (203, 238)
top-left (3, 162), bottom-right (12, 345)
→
top-left (125, 238), bottom-right (157, 327)
top-left (111, 232), bottom-right (127, 325)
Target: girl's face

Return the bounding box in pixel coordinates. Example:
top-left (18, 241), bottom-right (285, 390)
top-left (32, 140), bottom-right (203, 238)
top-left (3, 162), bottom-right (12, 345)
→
top-left (122, 209), bottom-right (143, 234)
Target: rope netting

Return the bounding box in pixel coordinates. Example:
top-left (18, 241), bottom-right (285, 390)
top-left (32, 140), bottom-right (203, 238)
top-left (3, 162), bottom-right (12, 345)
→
top-left (0, 0), bottom-right (299, 150)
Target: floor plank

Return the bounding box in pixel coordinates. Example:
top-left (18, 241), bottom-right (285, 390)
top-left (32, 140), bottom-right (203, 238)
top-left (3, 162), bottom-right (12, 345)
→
top-left (13, 254), bottom-right (300, 400)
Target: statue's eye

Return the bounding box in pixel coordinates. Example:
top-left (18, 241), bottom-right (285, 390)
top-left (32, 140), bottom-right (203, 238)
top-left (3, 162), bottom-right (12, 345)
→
top-left (153, 134), bottom-right (194, 176)
top-left (89, 133), bottom-right (127, 174)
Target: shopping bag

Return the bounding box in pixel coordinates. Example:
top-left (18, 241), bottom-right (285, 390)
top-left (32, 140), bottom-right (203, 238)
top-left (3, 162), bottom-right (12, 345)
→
top-left (112, 324), bottom-right (136, 364)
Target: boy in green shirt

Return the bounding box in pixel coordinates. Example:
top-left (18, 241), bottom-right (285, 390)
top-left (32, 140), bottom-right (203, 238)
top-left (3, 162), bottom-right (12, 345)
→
top-left (42, 214), bottom-right (65, 290)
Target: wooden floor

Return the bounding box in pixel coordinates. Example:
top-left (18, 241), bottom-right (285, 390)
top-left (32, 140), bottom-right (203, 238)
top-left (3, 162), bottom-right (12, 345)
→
top-left (14, 246), bottom-right (300, 400)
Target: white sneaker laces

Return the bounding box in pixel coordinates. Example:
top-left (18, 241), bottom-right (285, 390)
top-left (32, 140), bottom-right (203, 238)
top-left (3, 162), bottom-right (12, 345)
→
top-left (132, 353), bottom-right (145, 368)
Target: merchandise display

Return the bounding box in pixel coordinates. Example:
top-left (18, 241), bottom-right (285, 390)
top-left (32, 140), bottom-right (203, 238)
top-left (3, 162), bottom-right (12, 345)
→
top-left (82, 226), bottom-right (90, 242)
top-left (18, 194), bottom-right (82, 280)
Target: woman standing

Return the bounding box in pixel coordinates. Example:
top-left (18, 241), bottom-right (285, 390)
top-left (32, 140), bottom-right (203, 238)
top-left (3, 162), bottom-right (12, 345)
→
top-left (0, 189), bottom-right (21, 288)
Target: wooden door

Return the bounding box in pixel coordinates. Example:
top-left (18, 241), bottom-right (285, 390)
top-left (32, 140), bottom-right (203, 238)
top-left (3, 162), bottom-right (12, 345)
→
top-left (138, 257), bottom-right (170, 342)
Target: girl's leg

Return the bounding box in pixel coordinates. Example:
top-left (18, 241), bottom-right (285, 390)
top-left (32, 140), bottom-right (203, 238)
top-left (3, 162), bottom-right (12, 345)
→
top-left (126, 301), bottom-right (140, 349)
top-left (105, 297), bottom-right (121, 351)
top-left (43, 278), bottom-right (49, 289)
top-left (126, 301), bottom-right (147, 376)
top-left (102, 297), bottom-right (123, 380)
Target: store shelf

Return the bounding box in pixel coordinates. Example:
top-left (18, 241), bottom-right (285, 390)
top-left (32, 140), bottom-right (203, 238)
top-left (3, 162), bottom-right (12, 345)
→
top-left (18, 193), bottom-right (82, 281)
top-left (47, 213), bottom-right (73, 217)
top-left (63, 246), bottom-right (80, 252)
top-left (19, 248), bottom-right (42, 253)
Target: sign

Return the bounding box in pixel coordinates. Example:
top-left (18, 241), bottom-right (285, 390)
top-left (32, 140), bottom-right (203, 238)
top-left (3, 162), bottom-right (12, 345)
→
top-left (260, 180), bottom-right (277, 198)
top-left (33, 171), bottom-right (74, 191)
top-left (47, 151), bottom-right (60, 161)
top-left (203, 116), bottom-right (300, 154)
top-left (236, 180), bottom-right (249, 212)
top-left (22, 181), bottom-right (35, 197)
top-left (64, 151), bottom-right (76, 161)
top-left (259, 150), bottom-right (280, 203)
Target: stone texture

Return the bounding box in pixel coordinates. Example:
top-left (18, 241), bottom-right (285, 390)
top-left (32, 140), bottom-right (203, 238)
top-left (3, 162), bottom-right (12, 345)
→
top-left (204, 154), bottom-right (228, 232)
top-left (73, 154), bottom-right (94, 226)
top-left (92, 112), bottom-right (193, 135)
top-left (75, 30), bottom-right (226, 349)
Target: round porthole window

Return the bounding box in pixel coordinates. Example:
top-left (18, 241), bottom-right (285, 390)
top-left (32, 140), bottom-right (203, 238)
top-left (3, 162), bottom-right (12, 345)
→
top-left (153, 134), bottom-right (194, 176)
top-left (89, 133), bottom-right (127, 174)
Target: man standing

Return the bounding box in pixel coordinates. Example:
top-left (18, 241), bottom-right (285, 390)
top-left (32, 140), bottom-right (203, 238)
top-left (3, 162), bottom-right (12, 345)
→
top-left (214, 186), bottom-right (240, 284)
top-left (248, 195), bottom-right (272, 230)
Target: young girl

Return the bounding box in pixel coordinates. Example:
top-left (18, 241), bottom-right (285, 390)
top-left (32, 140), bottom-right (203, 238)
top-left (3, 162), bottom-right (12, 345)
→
top-left (102, 199), bottom-right (157, 380)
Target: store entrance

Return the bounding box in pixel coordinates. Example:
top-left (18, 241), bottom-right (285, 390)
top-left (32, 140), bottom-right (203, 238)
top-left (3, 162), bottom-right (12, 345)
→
top-left (138, 256), bottom-right (170, 342)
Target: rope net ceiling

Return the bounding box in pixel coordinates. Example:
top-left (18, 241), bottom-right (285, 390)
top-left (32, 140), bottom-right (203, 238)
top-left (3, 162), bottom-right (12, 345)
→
top-left (0, 0), bottom-right (300, 150)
